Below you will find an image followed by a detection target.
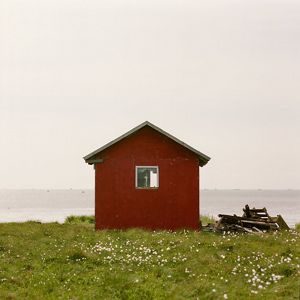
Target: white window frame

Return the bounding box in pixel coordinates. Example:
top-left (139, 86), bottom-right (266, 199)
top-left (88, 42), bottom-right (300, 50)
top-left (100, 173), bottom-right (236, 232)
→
top-left (135, 166), bottom-right (159, 189)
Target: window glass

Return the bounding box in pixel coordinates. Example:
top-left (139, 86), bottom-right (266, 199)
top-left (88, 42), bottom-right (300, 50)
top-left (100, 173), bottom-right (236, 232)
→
top-left (136, 166), bottom-right (159, 188)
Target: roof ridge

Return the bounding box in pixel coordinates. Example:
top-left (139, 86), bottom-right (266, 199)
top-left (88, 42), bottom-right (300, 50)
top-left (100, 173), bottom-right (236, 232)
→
top-left (84, 121), bottom-right (210, 166)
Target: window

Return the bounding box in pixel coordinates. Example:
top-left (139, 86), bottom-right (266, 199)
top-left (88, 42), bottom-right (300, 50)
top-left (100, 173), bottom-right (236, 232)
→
top-left (135, 166), bottom-right (159, 189)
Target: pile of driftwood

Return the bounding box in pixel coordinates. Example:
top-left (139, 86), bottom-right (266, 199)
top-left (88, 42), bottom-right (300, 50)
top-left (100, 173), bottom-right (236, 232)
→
top-left (203, 205), bottom-right (289, 233)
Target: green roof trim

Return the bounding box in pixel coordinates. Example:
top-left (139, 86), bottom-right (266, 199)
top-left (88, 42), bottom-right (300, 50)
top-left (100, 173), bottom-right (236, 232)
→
top-left (83, 121), bottom-right (210, 167)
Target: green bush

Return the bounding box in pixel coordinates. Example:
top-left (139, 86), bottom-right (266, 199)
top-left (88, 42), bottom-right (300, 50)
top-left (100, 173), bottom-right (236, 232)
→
top-left (65, 215), bottom-right (95, 224)
top-left (200, 215), bottom-right (216, 226)
top-left (295, 222), bottom-right (300, 232)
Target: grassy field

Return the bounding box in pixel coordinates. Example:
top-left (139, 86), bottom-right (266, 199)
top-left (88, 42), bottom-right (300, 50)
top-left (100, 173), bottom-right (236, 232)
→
top-left (0, 218), bottom-right (299, 300)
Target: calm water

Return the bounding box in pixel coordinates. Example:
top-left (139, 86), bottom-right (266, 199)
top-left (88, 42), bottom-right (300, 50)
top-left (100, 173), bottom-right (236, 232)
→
top-left (0, 189), bottom-right (299, 227)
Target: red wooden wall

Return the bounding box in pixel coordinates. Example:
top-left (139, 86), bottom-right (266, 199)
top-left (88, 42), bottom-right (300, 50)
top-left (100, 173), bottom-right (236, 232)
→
top-left (94, 126), bottom-right (200, 230)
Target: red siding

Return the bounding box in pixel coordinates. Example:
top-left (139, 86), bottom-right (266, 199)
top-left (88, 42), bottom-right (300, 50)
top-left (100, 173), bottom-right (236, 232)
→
top-left (94, 126), bottom-right (200, 230)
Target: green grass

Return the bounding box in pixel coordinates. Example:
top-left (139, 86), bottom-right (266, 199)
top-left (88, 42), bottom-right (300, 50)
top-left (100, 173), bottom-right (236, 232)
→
top-left (65, 215), bottom-right (216, 226)
top-left (0, 221), bottom-right (299, 299)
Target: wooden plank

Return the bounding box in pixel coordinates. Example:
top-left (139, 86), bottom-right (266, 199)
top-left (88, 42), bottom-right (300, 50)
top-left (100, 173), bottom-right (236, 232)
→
top-left (87, 158), bottom-right (103, 165)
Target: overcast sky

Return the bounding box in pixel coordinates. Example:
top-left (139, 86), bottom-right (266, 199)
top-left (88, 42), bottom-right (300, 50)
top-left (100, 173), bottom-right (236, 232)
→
top-left (0, 0), bottom-right (299, 189)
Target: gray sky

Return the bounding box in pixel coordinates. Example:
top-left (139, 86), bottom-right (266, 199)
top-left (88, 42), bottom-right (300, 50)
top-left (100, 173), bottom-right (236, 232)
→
top-left (0, 0), bottom-right (299, 189)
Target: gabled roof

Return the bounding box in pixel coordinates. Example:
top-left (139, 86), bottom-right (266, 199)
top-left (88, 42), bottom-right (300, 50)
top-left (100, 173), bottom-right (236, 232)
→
top-left (84, 121), bottom-right (210, 167)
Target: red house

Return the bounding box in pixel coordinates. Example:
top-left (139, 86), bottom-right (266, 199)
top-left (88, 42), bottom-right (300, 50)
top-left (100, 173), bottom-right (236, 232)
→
top-left (84, 121), bottom-right (210, 230)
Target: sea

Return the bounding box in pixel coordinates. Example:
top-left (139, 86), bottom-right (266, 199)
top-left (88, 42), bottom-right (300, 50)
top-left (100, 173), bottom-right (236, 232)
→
top-left (0, 189), bottom-right (299, 228)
